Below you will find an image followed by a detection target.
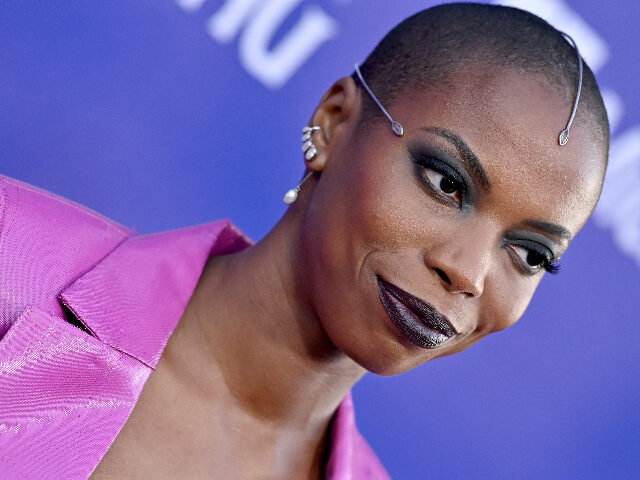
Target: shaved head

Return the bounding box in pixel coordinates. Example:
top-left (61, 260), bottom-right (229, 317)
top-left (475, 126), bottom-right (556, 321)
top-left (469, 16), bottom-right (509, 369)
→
top-left (352, 2), bottom-right (609, 154)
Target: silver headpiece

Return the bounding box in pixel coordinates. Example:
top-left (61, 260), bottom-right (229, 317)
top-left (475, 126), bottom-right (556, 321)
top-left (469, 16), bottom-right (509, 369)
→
top-left (354, 32), bottom-right (584, 147)
top-left (354, 63), bottom-right (404, 136)
top-left (558, 31), bottom-right (583, 146)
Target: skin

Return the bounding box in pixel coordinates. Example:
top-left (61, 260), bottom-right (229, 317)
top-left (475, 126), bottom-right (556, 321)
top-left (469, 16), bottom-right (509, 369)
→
top-left (90, 66), bottom-right (607, 479)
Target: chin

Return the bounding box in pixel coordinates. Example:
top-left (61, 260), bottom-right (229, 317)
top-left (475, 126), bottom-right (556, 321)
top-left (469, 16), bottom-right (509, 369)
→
top-left (339, 337), bottom-right (440, 377)
top-left (360, 354), bottom-right (430, 377)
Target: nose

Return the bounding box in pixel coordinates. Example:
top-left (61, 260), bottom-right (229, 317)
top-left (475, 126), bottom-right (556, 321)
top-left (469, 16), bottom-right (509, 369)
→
top-left (424, 223), bottom-right (494, 298)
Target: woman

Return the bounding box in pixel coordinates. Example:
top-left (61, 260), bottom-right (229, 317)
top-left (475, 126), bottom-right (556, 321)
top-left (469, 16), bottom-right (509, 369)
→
top-left (0, 3), bottom-right (608, 479)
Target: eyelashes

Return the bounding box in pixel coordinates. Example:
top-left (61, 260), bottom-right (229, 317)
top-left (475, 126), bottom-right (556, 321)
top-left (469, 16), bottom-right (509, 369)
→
top-left (546, 262), bottom-right (561, 274)
top-left (509, 244), bottom-right (560, 275)
top-left (422, 167), bottom-right (463, 206)
top-left (409, 148), bottom-right (467, 209)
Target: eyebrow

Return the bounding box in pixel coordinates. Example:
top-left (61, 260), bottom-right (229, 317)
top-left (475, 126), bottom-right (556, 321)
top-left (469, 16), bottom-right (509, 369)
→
top-left (419, 126), bottom-right (572, 242)
top-left (419, 126), bottom-right (492, 192)
top-left (524, 219), bottom-right (573, 241)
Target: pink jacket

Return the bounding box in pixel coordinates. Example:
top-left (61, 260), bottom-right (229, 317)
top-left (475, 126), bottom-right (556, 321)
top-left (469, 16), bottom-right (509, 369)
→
top-left (0, 174), bottom-right (390, 479)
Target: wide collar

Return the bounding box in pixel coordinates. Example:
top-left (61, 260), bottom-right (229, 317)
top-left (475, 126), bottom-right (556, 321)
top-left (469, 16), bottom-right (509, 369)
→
top-left (58, 219), bottom-right (251, 369)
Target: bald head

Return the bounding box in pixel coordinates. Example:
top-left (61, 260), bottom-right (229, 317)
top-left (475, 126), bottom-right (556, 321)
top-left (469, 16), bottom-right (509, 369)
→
top-left (352, 2), bottom-right (609, 155)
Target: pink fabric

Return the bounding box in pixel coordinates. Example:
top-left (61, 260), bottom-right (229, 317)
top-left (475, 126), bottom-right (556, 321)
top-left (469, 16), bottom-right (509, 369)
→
top-left (0, 174), bottom-right (390, 479)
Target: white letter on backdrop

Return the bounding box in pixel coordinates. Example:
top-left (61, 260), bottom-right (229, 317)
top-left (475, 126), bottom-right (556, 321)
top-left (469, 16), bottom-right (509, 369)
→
top-left (594, 126), bottom-right (640, 267)
top-left (207, 0), bottom-right (264, 44)
top-left (238, 0), bottom-right (338, 88)
top-left (176, 0), bottom-right (208, 12)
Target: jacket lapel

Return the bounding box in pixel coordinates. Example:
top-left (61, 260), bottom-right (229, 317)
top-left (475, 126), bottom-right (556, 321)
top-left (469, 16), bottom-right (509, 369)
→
top-left (58, 219), bottom-right (252, 368)
top-left (325, 392), bottom-right (391, 480)
top-left (0, 304), bottom-right (151, 478)
top-left (0, 219), bottom-right (252, 478)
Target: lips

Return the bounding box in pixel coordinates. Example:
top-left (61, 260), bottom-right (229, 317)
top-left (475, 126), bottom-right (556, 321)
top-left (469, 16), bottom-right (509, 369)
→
top-left (376, 276), bottom-right (457, 349)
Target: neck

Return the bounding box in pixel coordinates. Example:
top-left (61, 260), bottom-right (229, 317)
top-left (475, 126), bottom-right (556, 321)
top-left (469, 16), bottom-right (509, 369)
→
top-left (165, 212), bottom-right (366, 428)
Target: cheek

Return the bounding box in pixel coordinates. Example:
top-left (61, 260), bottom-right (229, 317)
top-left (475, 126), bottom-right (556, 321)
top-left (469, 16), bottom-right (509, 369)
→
top-left (296, 142), bottom-right (431, 368)
top-left (480, 272), bottom-right (543, 334)
top-left (299, 149), bottom-right (406, 323)
top-left (439, 276), bottom-right (541, 362)
top-left (305, 140), bottom-right (416, 263)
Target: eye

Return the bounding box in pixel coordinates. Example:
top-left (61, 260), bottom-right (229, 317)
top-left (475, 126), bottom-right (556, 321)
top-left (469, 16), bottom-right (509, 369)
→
top-left (422, 167), bottom-right (462, 205)
top-left (509, 245), bottom-right (560, 275)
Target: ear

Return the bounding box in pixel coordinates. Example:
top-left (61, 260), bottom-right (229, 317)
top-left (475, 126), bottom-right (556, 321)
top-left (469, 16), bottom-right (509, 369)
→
top-left (304, 76), bottom-right (361, 172)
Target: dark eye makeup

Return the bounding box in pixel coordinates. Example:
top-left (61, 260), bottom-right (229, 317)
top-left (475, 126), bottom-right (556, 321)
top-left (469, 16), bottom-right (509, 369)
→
top-left (407, 142), bottom-right (562, 277)
top-left (502, 236), bottom-right (561, 275)
top-left (408, 144), bottom-right (470, 209)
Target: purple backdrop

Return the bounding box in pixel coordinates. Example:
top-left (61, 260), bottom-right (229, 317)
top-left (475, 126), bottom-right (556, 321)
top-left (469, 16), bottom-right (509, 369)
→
top-left (1, 0), bottom-right (638, 478)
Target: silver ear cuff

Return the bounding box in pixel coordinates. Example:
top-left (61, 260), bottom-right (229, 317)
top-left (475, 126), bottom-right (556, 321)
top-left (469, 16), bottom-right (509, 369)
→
top-left (558, 31), bottom-right (583, 146)
top-left (301, 125), bottom-right (322, 160)
top-left (354, 63), bottom-right (404, 136)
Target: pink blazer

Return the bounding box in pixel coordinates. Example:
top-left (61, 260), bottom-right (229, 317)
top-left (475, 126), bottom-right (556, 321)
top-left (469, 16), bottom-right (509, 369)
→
top-left (0, 174), bottom-right (390, 479)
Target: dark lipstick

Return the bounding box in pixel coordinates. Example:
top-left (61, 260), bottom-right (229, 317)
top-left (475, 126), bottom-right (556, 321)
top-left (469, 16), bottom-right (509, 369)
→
top-left (376, 276), bottom-right (457, 349)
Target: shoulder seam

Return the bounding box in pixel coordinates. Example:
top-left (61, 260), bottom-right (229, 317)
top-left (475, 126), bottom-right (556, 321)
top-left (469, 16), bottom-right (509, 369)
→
top-left (0, 176), bottom-right (6, 243)
top-left (0, 175), bottom-right (133, 236)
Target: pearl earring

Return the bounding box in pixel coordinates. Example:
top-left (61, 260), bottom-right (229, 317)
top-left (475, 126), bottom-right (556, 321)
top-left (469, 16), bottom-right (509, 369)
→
top-left (283, 171), bottom-right (314, 205)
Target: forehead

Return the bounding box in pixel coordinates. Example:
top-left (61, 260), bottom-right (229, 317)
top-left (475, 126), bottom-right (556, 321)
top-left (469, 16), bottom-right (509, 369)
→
top-left (390, 68), bottom-right (606, 234)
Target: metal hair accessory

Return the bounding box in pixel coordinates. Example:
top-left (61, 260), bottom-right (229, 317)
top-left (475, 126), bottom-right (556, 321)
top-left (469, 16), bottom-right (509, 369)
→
top-left (354, 63), bottom-right (404, 136)
top-left (356, 32), bottom-right (583, 146)
top-left (558, 31), bottom-right (583, 146)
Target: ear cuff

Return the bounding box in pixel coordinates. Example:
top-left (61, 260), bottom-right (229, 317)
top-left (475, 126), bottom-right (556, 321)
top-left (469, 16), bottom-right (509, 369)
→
top-left (301, 125), bottom-right (322, 161)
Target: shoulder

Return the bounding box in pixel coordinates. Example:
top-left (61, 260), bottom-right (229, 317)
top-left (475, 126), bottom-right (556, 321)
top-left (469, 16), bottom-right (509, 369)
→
top-left (0, 174), bottom-right (134, 338)
top-left (0, 175), bottom-right (152, 478)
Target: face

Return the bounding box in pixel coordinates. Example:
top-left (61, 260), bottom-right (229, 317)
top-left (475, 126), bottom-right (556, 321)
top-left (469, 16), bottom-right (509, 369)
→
top-left (296, 68), bottom-right (606, 376)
